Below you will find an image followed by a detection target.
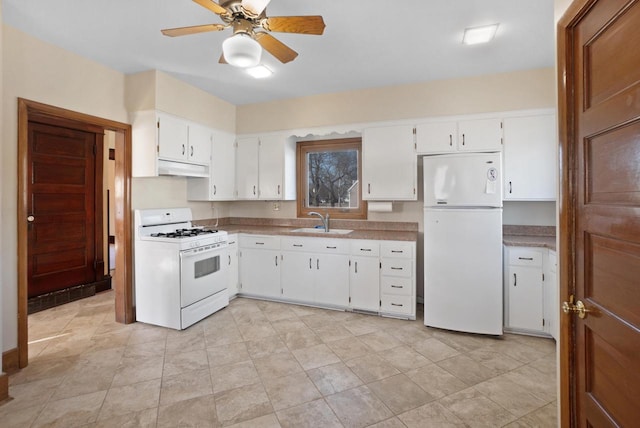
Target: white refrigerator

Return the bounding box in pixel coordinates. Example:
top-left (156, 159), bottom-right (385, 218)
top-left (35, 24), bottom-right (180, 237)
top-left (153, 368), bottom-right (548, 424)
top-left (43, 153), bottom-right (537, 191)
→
top-left (423, 152), bottom-right (503, 335)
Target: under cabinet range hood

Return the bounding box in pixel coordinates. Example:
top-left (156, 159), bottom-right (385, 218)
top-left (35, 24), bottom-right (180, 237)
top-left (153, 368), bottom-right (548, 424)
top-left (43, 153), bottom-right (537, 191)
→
top-left (157, 159), bottom-right (209, 178)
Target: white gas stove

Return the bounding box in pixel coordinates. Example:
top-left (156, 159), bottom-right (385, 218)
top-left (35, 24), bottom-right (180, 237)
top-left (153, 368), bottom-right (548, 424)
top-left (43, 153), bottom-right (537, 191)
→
top-left (134, 208), bottom-right (229, 330)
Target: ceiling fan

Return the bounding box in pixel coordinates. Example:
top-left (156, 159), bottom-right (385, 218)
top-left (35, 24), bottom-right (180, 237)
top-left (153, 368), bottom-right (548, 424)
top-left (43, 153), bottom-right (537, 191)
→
top-left (161, 0), bottom-right (326, 68)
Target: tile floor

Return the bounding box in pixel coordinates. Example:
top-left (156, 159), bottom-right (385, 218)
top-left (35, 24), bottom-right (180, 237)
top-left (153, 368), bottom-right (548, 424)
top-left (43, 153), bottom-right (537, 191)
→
top-left (1, 291), bottom-right (557, 427)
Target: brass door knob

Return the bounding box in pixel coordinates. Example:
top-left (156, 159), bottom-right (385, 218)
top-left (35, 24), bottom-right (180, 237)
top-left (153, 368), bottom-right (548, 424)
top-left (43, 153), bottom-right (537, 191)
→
top-left (562, 295), bottom-right (591, 319)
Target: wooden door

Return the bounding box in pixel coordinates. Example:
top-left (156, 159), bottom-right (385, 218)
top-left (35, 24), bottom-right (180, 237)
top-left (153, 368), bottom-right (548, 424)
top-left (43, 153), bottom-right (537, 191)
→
top-left (27, 117), bottom-right (104, 298)
top-left (559, 0), bottom-right (640, 425)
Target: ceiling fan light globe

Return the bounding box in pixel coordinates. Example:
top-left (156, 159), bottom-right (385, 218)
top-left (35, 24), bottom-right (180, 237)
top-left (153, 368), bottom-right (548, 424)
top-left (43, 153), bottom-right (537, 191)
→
top-left (222, 33), bottom-right (262, 68)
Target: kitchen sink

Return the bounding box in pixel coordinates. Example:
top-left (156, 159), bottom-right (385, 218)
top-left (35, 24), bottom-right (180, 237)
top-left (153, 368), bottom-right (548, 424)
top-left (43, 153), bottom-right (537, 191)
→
top-left (290, 228), bottom-right (353, 235)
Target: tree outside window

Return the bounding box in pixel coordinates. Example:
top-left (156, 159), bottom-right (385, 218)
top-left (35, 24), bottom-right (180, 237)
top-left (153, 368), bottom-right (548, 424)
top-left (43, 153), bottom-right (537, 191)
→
top-left (297, 138), bottom-right (367, 219)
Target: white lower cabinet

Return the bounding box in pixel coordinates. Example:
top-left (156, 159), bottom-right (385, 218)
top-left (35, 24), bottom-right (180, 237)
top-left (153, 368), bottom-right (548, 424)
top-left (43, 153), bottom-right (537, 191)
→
top-left (314, 252), bottom-right (350, 307)
top-left (544, 250), bottom-right (558, 340)
top-left (239, 235), bottom-right (281, 298)
top-left (237, 233), bottom-right (416, 319)
top-left (280, 237), bottom-right (349, 308)
top-left (349, 241), bottom-right (380, 312)
top-left (380, 241), bottom-right (416, 318)
top-left (504, 246), bottom-right (552, 336)
top-left (226, 234), bottom-right (239, 298)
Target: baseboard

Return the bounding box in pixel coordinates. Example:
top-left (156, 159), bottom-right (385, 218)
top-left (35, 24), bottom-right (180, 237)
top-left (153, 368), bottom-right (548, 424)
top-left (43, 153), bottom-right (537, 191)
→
top-left (2, 348), bottom-right (19, 374)
top-left (0, 372), bottom-right (8, 402)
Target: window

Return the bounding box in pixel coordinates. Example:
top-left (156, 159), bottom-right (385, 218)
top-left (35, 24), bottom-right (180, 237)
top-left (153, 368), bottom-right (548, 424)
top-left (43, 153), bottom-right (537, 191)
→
top-left (297, 138), bottom-right (367, 219)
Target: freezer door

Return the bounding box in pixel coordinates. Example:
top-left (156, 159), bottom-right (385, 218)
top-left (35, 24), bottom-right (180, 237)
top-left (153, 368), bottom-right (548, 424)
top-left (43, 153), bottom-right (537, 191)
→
top-left (423, 153), bottom-right (503, 207)
top-left (424, 208), bottom-right (503, 335)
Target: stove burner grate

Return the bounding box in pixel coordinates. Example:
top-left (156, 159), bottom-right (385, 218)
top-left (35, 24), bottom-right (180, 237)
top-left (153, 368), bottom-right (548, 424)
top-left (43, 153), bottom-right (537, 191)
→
top-left (150, 228), bottom-right (218, 239)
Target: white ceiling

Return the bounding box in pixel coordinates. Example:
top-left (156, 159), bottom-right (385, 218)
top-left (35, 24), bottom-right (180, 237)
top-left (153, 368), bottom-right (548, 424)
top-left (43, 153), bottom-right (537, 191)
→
top-left (2, 0), bottom-right (555, 106)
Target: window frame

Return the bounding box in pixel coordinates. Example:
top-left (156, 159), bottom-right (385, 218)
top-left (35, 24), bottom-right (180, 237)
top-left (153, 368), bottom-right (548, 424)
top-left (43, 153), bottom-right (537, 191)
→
top-left (296, 137), bottom-right (367, 220)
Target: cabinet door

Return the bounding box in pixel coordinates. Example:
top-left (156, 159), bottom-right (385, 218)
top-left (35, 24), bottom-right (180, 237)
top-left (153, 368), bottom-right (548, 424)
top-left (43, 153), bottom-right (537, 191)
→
top-left (236, 137), bottom-right (259, 199)
top-left (314, 254), bottom-right (349, 307)
top-left (258, 135), bottom-right (284, 200)
top-left (157, 112), bottom-right (189, 161)
top-left (545, 250), bottom-right (558, 340)
top-left (349, 256), bottom-right (380, 311)
top-left (507, 265), bottom-right (544, 331)
top-left (187, 123), bottom-right (212, 165)
top-left (362, 125), bottom-right (417, 200)
top-left (457, 118), bottom-right (503, 152)
top-left (281, 251), bottom-right (315, 302)
top-left (227, 238), bottom-right (239, 298)
top-left (415, 122), bottom-right (457, 154)
top-left (211, 131), bottom-right (236, 200)
top-left (239, 248), bottom-right (281, 298)
top-left (503, 114), bottom-right (557, 200)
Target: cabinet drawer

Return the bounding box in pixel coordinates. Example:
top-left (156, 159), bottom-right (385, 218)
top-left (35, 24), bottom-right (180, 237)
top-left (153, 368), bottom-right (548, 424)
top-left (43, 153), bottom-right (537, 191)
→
top-left (350, 240), bottom-right (380, 257)
top-left (239, 234), bottom-right (280, 250)
top-left (380, 294), bottom-right (412, 315)
top-left (508, 247), bottom-right (543, 267)
top-left (381, 241), bottom-right (413, 258)
top-left (381, 258), bottom-right (412, 277)
top-left (381, 277), bottom-right (411, 296)
top-left (281, 237), bottom-right (316, 252)
top-left (314, 239), bottom-right (349, 254)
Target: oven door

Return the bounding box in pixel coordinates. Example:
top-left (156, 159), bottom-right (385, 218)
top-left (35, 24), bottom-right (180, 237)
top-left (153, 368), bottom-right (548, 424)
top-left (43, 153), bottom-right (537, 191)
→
top-left (180, 244), bottom-right (228, 308)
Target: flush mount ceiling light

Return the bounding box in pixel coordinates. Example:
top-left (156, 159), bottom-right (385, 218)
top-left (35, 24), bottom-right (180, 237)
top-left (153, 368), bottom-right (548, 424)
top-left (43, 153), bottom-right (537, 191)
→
top-left (462, 24), bottom-right (499, 45)
top-left (222, 32), bottom-right (262, 67)
top-left (246, 64), bottom-right (272, 78)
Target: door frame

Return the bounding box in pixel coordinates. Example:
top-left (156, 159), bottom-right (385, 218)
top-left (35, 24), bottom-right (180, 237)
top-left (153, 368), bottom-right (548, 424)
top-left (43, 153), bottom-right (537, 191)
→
top-left (16, 98), bottom-right (134, 368)
top-left (557, 0), bottom-right (597, 425)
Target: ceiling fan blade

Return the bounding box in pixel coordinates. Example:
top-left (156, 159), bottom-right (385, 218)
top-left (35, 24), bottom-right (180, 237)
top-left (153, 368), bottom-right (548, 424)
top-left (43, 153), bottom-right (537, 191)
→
top-left (241, 0), bottom-right (271, 17)
top-left (219, 53), bottom-right (228, 64)
top-left (192, 0), bottom-right (228, 16)
top-left (255, 33), bottom-right (298, 63)
top-left (262, 16), bottom-right (326, 35)
top-left (161, 24), bottom-right (227, 37)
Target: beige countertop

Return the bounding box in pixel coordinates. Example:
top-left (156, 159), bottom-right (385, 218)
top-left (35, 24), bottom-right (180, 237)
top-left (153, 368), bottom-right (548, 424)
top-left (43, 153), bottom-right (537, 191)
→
top-left (503, 226), bottom-right (556, 251)
top-left (194, 217), bottom-right (419, 242)
top-left (503, 234), bottom-right (556, 251)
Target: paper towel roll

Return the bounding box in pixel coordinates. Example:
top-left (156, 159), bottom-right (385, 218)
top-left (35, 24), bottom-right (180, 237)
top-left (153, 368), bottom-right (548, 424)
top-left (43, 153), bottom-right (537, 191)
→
top-left (368, 202), bottom-right (393, 212)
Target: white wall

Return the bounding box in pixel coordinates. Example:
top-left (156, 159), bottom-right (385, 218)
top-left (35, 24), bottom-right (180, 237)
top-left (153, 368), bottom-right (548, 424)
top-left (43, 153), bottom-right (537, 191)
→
top-left (0, 27), bottom-right (235, 353)
top-left (1, 25), bottom-right (127, 352)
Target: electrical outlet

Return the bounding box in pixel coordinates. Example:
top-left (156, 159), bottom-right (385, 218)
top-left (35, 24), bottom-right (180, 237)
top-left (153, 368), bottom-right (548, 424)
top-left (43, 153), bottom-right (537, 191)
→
top-left (273, 202), bottom-right (280, 211)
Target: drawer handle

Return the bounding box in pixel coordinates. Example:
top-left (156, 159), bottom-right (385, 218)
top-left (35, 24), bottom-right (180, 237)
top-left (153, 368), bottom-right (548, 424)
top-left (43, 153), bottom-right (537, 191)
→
top-left (360, 248), bottom-right (372, 252)
top-left (514, 273), bottom-right (517, 286)
top-left (391, 285), bottom-right (403, 288)
top-left (391, 250), bottom-right (403, 254)
top-left (391, 267), bottom-right (403, 270)
top-left (326, 246), bottom-right (337, 249)
top-left (255, 242), bottom-right (265, 245)
top-left (518, 257), bottom-right (534, 261)
top-left (293, 244), bottom-right (303, 247)
top-left (391, 303), bottom-right (403, 307)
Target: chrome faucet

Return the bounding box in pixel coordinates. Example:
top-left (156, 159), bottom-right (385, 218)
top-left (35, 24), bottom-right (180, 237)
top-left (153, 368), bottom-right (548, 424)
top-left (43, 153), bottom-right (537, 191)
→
top-left (308, 211), bottom-right (330, 232)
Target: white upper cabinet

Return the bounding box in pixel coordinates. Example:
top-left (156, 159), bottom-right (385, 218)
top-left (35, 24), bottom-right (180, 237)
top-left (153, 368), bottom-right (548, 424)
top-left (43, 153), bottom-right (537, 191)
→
top-left (416, 118), bottom-right (502, 154)
top-left (235, 137), bottom-right (260, 199)
top-left (457, 118), bottom-right (503, 152)
top-left (131, 110), bottom-right (211, 177)
top-left (157, 112), bottom-right (189, 161)
top-left (235, 134), bottom-right (296, 200)
top-left (503, 113), bottom-right (557, 201)
top-left (362, 125), bottom-right (417, 201)
top-left (186, 122), bottom-right (213, 165)
top-left (187, 130), bottom-right (236, 201)
top-left (258, 135), bottom-right (296, 200)
top-left (415, 121), bottom-right (458, 154)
